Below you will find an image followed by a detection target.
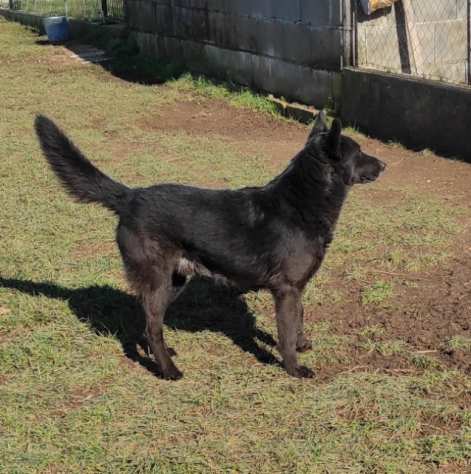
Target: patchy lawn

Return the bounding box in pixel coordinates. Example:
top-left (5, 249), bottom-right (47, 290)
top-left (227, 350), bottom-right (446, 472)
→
top-left (1, 19), bottom-right (470, 473)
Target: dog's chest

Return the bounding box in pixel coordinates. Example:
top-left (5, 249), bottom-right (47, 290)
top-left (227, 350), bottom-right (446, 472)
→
top-left (282, 235), bottom-right (328, 286)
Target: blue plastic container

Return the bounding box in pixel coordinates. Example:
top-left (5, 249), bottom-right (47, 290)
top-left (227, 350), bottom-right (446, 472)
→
top-left (43, 16), bottom-right (70, 42)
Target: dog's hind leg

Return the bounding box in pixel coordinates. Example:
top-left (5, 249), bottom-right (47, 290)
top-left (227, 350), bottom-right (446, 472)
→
top-left (273, 287), bottom-right (314, 378)
top-left (141, 277), bottom-right (182, 380)
top-left (117, 225), bottom-right (180, 375)
top-left (296, 303), bottom-right (313, 353)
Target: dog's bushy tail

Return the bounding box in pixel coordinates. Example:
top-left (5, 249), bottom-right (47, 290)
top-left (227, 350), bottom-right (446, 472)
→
top-left (34, 115), bottom-right (130, 214)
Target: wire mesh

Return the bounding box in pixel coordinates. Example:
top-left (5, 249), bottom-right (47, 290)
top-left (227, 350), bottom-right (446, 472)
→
top-left (105, 0), bottom-right (124, 19)
top-left (355, 0), bottom-right (470, 85)
top-left (2, 0), bottom-right (124, 21)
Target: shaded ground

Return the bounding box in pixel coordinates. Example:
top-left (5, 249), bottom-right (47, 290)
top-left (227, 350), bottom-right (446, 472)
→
top-left (1, 19), bottom-right (471, 473)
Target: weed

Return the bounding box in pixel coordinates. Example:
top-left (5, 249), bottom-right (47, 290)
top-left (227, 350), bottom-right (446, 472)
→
top-left (361, 281), bottom-right (393, 306)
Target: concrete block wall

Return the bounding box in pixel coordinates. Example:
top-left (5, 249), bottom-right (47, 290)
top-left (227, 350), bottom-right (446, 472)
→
top-left (341, 67), bottom-right (471, 161)
top-left (125, 0), bottom-right (348, 107)
top-left (357, 0), bottom-right (468, 84)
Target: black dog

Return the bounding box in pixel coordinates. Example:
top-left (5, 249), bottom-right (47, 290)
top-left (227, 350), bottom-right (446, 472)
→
top-left (34, 112), bottom-right (385, 380)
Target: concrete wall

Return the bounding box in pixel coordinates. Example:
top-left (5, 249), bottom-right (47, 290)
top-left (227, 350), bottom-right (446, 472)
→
top-left (125, 0), bottom-right (349, 107)
top-left (341, 67), bottom-right (471, 161)
top-left (356, 0), bottom-right (469, 84)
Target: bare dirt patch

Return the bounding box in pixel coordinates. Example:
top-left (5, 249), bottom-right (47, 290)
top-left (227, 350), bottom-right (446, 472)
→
top-left (308, 252), bottom-right (471, 380)
top-left (138, 98), bottom-right (307, 163)
top-left (51, 383), bottom-right (111, 418)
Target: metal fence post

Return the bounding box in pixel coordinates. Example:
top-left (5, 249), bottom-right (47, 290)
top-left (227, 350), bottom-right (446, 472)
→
top-left (351, 0), bottom-right (358, 68)
top-left (468, 0), bottom-right (471, 84)
top-left (101, 0), bottom-right (108, 18)
top-left (123, 0), bottom-right (128, 24)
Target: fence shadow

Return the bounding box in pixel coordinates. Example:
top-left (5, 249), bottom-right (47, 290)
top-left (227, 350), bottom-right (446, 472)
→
top-left (33, 33), bottom-right (191, 86)
top-left (0, 276), bottom-right (278, 378)
top-left (32, 32), bottom-right (244, 89)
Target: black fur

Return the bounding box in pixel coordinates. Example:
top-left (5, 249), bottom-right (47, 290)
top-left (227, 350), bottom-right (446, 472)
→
top-left (34, 113), bottom-right (386, 380)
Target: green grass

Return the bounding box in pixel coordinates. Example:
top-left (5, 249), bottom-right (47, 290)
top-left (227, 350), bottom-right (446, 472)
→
top-left (448, 336), bottom-right (471, 352)
top-left (361, 281), bottom-right (394, 306)
top-left (1, 20), bottom-right (470, 473)
top-left (171, 75), bottom-right (279, 116)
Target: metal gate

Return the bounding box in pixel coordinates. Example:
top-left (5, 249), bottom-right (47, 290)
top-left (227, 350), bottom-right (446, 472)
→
top-left (0, 0), bottom-right (124, 22)
top-left (352, 0), bottom-right (471, 86)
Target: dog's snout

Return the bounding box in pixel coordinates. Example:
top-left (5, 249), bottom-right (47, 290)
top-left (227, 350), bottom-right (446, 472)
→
top-left (378, 160), bottom-right (387, 172)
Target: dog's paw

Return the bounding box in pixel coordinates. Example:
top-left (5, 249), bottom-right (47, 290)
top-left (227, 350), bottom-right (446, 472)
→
top-left (287, 365), bottom-right (315, 379)
top-left (296, 340), bottom-right (313, 353)
top-left (162, 366), bottom-right (183, 381)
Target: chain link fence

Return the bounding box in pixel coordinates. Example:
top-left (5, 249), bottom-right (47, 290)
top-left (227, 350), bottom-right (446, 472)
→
top-left (0, 0), bottom-right (124, 21)
top-left (354, 0), bottom-right (470, 85)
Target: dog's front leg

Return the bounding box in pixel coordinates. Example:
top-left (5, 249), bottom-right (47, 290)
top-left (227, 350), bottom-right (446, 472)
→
top-left (296, 303), bottom-right (313, 353)
top-left (273, 287), bottom-right (314, 378)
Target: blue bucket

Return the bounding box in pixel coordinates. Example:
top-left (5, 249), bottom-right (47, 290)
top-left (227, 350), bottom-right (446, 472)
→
top-left (43, 16), bottom-right (70, 42)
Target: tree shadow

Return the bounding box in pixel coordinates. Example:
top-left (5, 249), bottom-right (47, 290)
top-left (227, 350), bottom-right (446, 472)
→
top-left (0, 276), bottom-right (278, 378)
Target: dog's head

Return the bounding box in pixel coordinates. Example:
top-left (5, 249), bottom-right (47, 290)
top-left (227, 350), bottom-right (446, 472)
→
top-left (307, 112), bottom-right (386, 185)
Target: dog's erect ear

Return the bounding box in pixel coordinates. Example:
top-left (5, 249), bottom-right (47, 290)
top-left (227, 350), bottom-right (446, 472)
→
top-left (327, 118), bottom-right (342, 158)
top-left (307, 110), bottom-right (328, 143)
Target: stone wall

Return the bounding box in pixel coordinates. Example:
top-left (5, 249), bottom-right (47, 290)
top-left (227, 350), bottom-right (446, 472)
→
top-left (356, 0), bottom-right (468, 84)
top-left (125, 0), bottom-right (350, 107)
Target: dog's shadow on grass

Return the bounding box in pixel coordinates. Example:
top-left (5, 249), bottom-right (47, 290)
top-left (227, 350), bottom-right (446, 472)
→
top-left (0, 277), bottom-right (278, 377)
